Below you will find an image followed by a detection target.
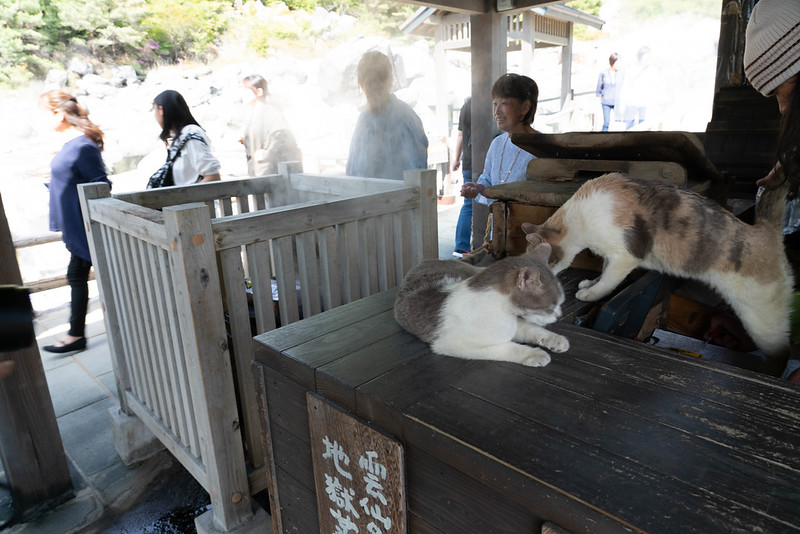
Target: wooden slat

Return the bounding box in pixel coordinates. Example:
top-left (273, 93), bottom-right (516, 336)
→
top-left (273, 236), bottom-right (300, 326)
top-left (135, 239), bottom-right (170, 426)
top-left (114, 175), bottom-right (282, 210)
top-left (219, 247), bottom-right (264, 471)
top-left (157, 245), bottom-right (200, 456)
top-left (84, 198), bottom-right (168, 248)
top-left (245, 241), bottom-right (277, 334)
top-left (404, 386), bottom-right (786, 533)
top-left (109, 229), bottom-right (147, 404)
top-left (340, 221), bottom-right (360, 303)
top-left (295, 230), bottom-right (322, 317)
top-left (144, 243), bottom-right (180, 442)
top-left (212, 189), bottom-right (418, 250)
top-left (316, 226), bottom-right (342, 311)
top-left (358, 217), bottom-right (380, 297)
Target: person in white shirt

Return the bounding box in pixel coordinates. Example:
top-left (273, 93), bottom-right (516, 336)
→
top-left (151, 89), bottom-right (221, 186)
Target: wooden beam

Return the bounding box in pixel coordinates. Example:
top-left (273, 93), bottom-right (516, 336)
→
top-left (0, 194), bottom-right (73, 519)
top-left (401, 0), bottom-right (487, 15)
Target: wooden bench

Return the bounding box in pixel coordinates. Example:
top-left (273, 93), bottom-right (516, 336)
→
top-left (253, 286), bottom-right (800, 533)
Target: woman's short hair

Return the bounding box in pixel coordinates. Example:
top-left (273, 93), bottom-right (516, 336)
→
top-left (491, 73), bottom-right (540, 124)
top-left (153, 89), bottom-right (200, 143)
top-left (609, 52), bottom-right (619, 66)
top-left (357, 51), bottom-right (393, 98)
top-left (243, 74), bottom-right (268, 98)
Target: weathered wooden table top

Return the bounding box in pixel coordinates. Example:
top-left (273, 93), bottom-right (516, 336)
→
top-left (254, 286), bottom-right (800, 533)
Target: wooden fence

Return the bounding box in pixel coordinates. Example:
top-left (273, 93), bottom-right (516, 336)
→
top-left (77, 166), bottom-right (437, 531)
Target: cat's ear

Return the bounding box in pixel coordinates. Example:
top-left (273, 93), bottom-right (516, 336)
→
top-left (530, 242), bottom-right (552, 263)
top-left (521, 222), bottom-right (539, 235)
top-left (517, 267), bottom-right (542, 288)
top-left (524, 229), bottom-right (544, 248)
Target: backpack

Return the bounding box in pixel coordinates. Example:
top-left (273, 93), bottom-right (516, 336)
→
top-left (146, 132), bottom-right (207, 189)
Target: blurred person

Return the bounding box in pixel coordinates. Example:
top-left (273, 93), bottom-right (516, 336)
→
top-left (239, 74), bottom-right (302, 176)
top-left (39, 90), bottom-right (111, 353)
top-left (451, 97), bottom-right (473, 257)
top-left (596, 52), bottom-right (621, 132)
top-left (744, 0), bottom-right (800, 383)
top-left (148, 89), bottom-right (220, 188)
top-left (346, 50), bottom-right (428, 180)
top-left (461, 74), bottom-right (539, 206)
top-left (621, 46), bottom-right (658, 130)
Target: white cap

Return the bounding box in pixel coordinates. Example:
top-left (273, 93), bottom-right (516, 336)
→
top-left (744, 0), bottom-right (800, 96)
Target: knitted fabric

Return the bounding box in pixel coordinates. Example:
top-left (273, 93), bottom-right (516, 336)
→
top-left (744, 0), bottom-right (800, 96)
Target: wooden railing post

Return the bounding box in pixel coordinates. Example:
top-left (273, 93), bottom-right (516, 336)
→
top-left (0, 194), bottom-right (73, 518)
top-left (404, 169), bottom-right (438, 264)
top-left (162, 203), bottom-right (254, 531)
top-left (78, 183), bottom-right (132, 411)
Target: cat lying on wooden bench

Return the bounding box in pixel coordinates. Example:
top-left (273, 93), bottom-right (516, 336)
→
top-left (394, 237), bottom-right (568, 367)
top-left (521, 172), bottom-right (793, 359)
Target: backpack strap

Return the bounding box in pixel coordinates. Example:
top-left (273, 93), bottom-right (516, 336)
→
top-left (168, 132), bottom-right (207, 162)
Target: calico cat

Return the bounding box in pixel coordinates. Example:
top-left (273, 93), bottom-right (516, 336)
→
top-left (521, 172), bottom-right (794, 358)
top-left (393, 240), bottom-right (568, 367)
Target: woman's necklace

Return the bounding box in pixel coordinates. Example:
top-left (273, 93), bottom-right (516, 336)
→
top-left (498, 135), bottom-right (522, 183)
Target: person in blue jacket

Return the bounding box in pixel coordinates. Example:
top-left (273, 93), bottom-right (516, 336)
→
top-left (39, 90), bottom-right (110, 353)
top-left (346, 50), bottom-right (428, 181)
top-left (596, 52), bottom-right (621, 132)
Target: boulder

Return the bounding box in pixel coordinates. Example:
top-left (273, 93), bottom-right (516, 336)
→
top-left (45, 70), bottom-right (68, 88)
top-left (68, 57), bottom-right (94, 77)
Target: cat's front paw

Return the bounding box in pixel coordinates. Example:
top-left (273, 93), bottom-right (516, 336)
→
top-left (578, 278), bottom-right (598, 289)
top-left (540, 333), bottom-right (569, 353)
top-left (520, 347), bottom-right (551, 367)
top-left (575, 287), bottom-right (605, 301)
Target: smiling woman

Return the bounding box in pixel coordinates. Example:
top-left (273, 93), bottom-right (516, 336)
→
top-left (460, 73), bottom-right (539, 205)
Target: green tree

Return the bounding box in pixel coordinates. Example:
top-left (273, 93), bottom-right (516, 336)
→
top-left (141, 0), bottom-right (231, 62)
top-left (0, 0), bottom-right (47, 86)
top-left (50, 0), bottom-right (147, 57)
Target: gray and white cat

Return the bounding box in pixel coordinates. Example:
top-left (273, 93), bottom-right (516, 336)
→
top-left (522, 172), bottom-right (794, 358)
top-left (393, 240), bottom-right (568, 367)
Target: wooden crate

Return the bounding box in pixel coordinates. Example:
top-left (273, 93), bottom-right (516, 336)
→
top-left (253, 289), bottom-right (800, 534)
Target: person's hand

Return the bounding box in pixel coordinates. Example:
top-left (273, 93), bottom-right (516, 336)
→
top-left (756, 166), bottom-right (778, 187)
top-left (461, 182), bottom-right (484, 199)
top-left (451, 159), bottom-right (461, 173)
top-left (789, 368), bottom-right (800, 384)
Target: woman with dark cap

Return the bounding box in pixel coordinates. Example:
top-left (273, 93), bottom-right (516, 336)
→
top-left (744, 0), bottom-right (800, 382)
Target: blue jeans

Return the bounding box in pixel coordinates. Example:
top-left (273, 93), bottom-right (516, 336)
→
top-left (455, 169), bottom-right (473, 252)
top-left (601, 104), bottom-right (614, 132)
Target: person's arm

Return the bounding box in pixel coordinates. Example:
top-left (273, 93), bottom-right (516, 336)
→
top-left (183, 135), bottom-right (221, 183)
top-left (451, 130), bottom-right (463, 174)
top-left (596, 72), bottom-right (604, 97)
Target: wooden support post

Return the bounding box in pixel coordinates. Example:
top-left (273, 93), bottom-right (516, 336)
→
top-left (561, 22), bottom-right (573, 109)
top-left (470, 8), bottom-right (505, 249)
top-left (0, 194), bottom-right (73, 519)
top-left (405, 169), bottom-right (438, 264)
top-left (162, 203), bottom-right (254, 531)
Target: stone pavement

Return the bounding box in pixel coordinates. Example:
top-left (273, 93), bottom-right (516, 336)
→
top-left (1, 200), bottom-right (466, 533)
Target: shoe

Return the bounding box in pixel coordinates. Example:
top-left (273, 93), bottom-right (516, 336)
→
top-left (43, 337), bottom-right (87, 353)
top-left (452, 249), bottom-right (469, 258)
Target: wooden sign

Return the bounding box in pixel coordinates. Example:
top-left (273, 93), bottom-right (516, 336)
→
top-left (307, 392), bottom-right (406, 534)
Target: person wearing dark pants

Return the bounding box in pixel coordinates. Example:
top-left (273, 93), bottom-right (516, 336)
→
top-left (452, 97), bottom-right (473, 257)
top-left (39, 90), bottom-right (110, 353)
